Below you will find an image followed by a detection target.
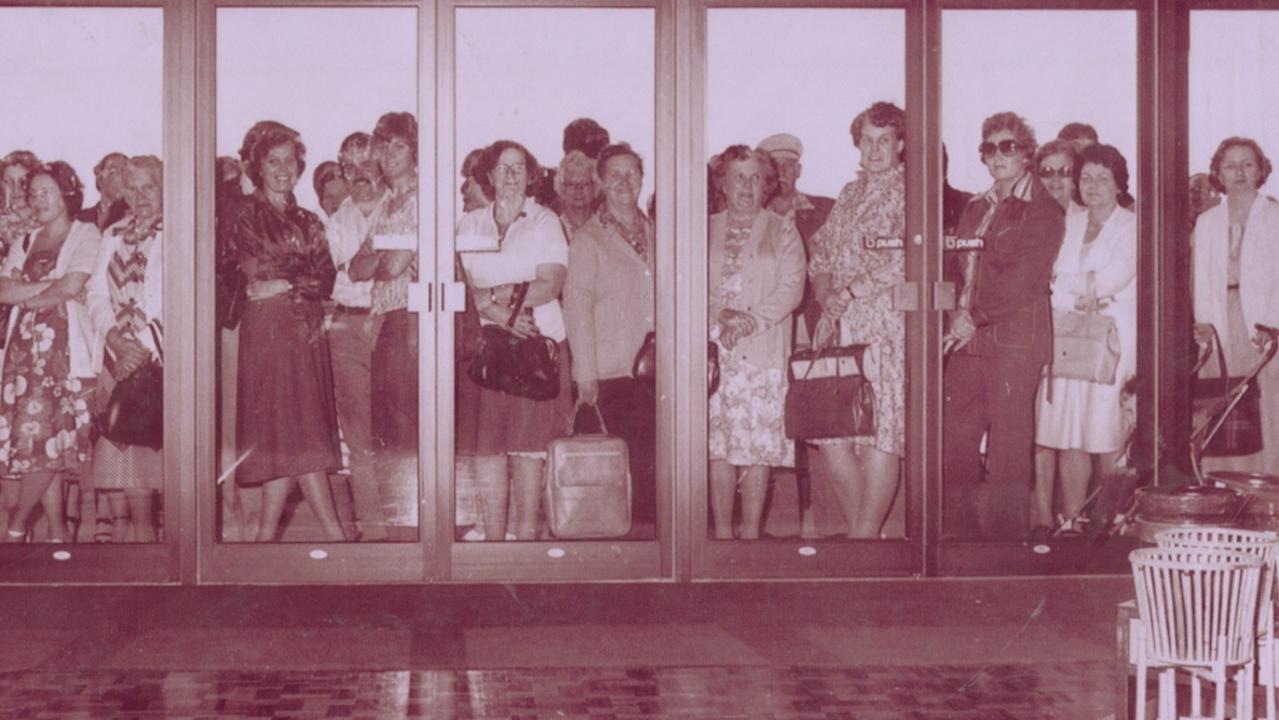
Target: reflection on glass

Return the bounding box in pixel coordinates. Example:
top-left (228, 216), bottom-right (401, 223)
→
top-left (453, 8), bottom-right (657, 542)
top-left (0, 8), bottom-right (163, 544)
top-left (940, 11), bottom-right (1137, 540)
top-left (1190, 12), bottom-right (1279, 481)
top-left (214, 8), bottom-right (418, 542)
top-left (705, 8), bottom-right (906, 541)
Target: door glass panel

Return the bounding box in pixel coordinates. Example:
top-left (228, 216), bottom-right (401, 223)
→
top-left (214, 8), bottom-right (419, 543)
top-left (940, 11), bottom-right (1138, 540)
top-left (0, 8), bottom-right (163, 545)
top-left (453, 7), bottom-right (657, 541)
top-left (705, 8), bottom-right (907, 542)
top-left (1189, 12), bottom-right (1279, 480)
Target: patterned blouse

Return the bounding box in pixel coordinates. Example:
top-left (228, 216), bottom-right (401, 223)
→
top-left (370, 182), bottom-right (418, 315)
top-left (221, 190), bottom-right (335, 303)
top-left (106, 217), bottom-right (162, 336)
top-left (809, 165), bottom-right (906, 312)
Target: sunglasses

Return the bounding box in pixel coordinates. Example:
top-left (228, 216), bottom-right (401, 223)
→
top-left (979, 140), bottom-right (1022, 159)
top-left (1038, 165), bottom-right (1073, 179)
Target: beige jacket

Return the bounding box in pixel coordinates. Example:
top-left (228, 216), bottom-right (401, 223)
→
top-left (708, 209), bottom-right (806, 369)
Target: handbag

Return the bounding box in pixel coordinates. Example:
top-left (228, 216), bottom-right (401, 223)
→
top-left (467, 281), bottom-right (561, 401)
top-left (632, 331), bottom-right (720, 396)
top-left (1192, 324), bottom-right (1264, 458)
top-left (544, 404), bottom-right (631, 539)
top-left (97, 325), bottom-right (164, 450)
top-left (783, 318), bottom-right (876, 440)
top-left (1049, 272), bottom-right (1121, 385)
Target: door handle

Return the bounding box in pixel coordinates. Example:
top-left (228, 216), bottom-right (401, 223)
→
top-left (441, 281), bottom-right (468, 313)
top-left (892, 282), bottom-right (920, 312)
top-left (406, 282), bottom-right (430, 313)
top-left (932, 281), bottom-right (957, 311)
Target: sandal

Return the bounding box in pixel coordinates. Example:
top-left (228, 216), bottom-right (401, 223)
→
top-left (4, 528), bottom-right (26, 543)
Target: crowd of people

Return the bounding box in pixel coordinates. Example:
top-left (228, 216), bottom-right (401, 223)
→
top-left (0, 150), bottom-right (164, 543)
top-left (3, 105), bottom-right (1275, 544)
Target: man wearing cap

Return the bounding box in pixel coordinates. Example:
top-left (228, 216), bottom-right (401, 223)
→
top-left (756, 133), bottom-right (833, 538)
top-left (757, 133), bottom-right (834, 342)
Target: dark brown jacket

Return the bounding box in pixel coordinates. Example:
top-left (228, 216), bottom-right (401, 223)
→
top-left (953, 177), bottom-right (1064, 363)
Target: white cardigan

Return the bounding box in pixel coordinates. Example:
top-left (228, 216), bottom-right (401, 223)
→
top-left (1193, 196), bottom-right (1279, 346)
top-left (1, 220), bottom-right (102, 379)
top-left (85, 217), bottom-right (164, 370)
top-left (1051, 206), bottom-right (1139, 382)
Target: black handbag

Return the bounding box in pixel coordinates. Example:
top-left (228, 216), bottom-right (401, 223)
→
top-left (632, 332), bottom-right (720, 396)
top-left (98, 326), bottom-right (164, 450)
top-left (467, 282), bottom-right (561, 401)
top-left (783, 323), bottom-right (875, 440)
top-left (1192, 325), bottom-right (1263, 458)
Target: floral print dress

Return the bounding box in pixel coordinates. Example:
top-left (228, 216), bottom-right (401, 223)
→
top-left (0, 248), bottom-right (93, 474)
top-left (708, 219), bottom-right (795, 468)
top-left (808, 165), bottom-right (907, 457)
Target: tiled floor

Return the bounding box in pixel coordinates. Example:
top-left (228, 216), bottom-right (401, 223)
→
top-left (0, 578), bottom-right (1132, 718)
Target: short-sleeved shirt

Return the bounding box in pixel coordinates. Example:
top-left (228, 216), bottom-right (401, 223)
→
top-left (458, 201), bottom-right (569, 342)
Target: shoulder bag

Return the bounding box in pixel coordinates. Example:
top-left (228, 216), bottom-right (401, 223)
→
top-left (783, 317), bottom-right (876, 440)
top-left (1049, 271), bottom-right (1121, 385)
top-left (467, 281), bottom-right (561, 401)
top-left (1192, 324), bottom-right (1263, 458)
top-left (98, 324), bottom-right (164, 450)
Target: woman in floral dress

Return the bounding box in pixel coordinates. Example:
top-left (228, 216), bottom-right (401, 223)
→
top-left (808, 102), bottom-right (907, 539)
top-left (707, 145), bottom-right (805, 540)
top-left (0, 162), bottom-right (100, 543)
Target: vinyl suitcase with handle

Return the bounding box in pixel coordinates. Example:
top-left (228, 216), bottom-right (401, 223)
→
top-left (544, 405), bottom-right (632, 539)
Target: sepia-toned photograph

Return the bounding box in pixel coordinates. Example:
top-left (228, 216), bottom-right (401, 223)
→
top-left (2, 1), bottom-right (1279, 718)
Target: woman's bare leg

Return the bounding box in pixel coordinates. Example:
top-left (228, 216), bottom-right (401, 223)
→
top-left (1058, 449), bottom-right (1092, 525)
top-left (5, 471), bottom-right (58, 541)
top-left (256, 477), bottom-right (295, 542)
top-left (1032, 447), bottom-right (1057, 529)
top-left (297, 470), bottom-right (347, 541)
top-left (126, 490), bottom-right (158, 542)
top-left (850, 447), bottom-right (900, 539)
top-left (737, 465), bottom-right (771, 540)
top-left (509, 455), bottom-right (544, 541)
top-left (709, 460), bottom-right (736, 539)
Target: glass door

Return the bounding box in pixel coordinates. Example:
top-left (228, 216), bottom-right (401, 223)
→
top-left (0, 2), bottom-right (180, 582)
top-left (197, 1), bottom-right (430, 582)
top-left (439, 2), bottom-right (670, 581)
top-left (692, 3), bottom-right (924, 579)
top-left (933, 6), bottom-right (1144, 574)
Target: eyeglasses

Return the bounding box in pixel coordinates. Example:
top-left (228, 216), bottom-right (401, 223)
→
top-left (979, 140), bottom-right (1022, 159)
top-left (1038, 165), bottom-right (1073, 179)
top-left (493, 163), bottom-right (527, 178)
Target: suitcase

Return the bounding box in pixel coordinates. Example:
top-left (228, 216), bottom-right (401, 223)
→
top-left (544, 405), bottom-right (632, 539)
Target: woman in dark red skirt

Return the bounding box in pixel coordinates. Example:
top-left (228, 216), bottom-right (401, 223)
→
top-left (220, 121), bottom-right (346, 542)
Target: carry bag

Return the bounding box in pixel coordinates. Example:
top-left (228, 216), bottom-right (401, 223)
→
top-left (783, 318), bottom-right (876, 441)
top-left (467, 281), bottom-right (561, 401)
top-left (97, 324), bottom-right (164, 450)
top-left (632, 331), bottom-right (720, 396)
top-left (1049, 272), bottom-right (1121, 385)
top-left (544, 405), bottom-right (632, 539)
top-left (1192, 324), bottom-right (1264, 458)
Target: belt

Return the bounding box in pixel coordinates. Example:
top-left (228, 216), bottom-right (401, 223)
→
top-left (333, 304), bottom-right (371, 315)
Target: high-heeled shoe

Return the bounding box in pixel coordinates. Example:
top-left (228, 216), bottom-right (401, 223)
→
top-left (4, 528), bottom-right (26, 543)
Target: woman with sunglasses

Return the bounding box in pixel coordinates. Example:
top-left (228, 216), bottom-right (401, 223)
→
top-left (1034, 140), bottom-right (1085, 216)
top-left (1034, 144), bottom-right (1137, 537)
top-left (941, 111), bottom-right (1064, 539)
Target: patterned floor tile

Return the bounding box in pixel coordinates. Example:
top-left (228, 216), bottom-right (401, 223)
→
top-left (0, 663), bottom-right (1115, 719)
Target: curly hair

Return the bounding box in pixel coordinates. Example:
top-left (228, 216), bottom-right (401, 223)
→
top-left (595, 142), bottom-right (644, 182)
top-left (240, 121), bottom-right (306, 190)
top-left (372, 111), bottom-right (418, 165)
top-left (981, 111), bottom-right (1037, 164)
top-left (850, 101), bottom-right (906, 151)
top-left (1073, 143), bottom-right (1134, 210)
top-left (1209, 136), bottom-right (1273, 194)
top-left (710, 144), bottom-right (778, 212)
top-left (477, 140), bottom-right (541, 200)
top-left (28, 160), bottom-right (85, 218)
top-left (1034, 139), bottom-right (1077, 170)
top-left (554, 150), bottom-right (596, 196)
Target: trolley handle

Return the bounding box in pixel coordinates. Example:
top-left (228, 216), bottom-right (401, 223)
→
top-left (1256, 324), bottom-right (1279, 361)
